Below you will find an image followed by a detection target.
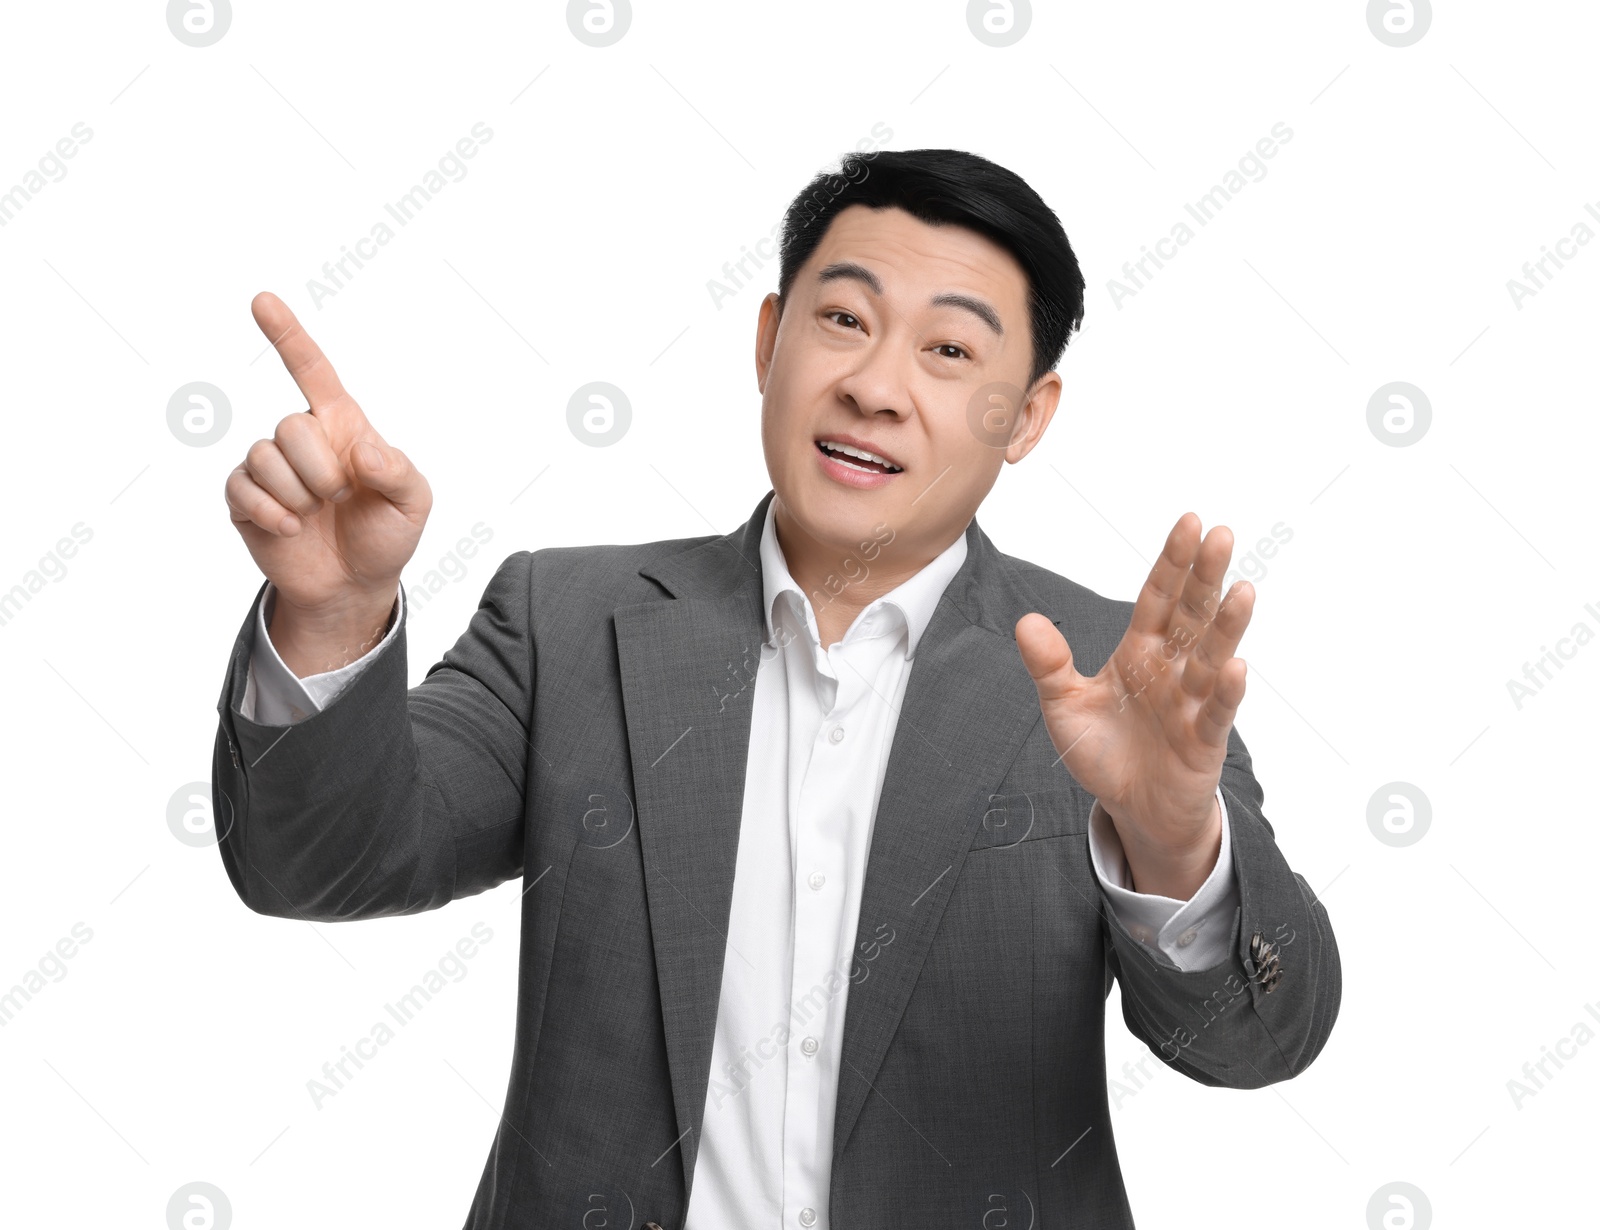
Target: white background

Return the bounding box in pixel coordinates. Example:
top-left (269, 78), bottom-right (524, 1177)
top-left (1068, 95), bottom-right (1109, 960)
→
top-left (0, 1), bottom-right (1594, 1226)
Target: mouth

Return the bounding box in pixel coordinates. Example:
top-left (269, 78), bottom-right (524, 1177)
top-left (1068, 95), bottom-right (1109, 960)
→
top-left (813, 437), bottom-right (904, 476)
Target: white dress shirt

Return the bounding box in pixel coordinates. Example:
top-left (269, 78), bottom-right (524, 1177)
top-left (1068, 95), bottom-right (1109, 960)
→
top-left (241, 503), bottom-right (1239, 1227)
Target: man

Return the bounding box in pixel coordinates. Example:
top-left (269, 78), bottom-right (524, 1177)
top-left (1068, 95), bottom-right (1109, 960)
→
top-left (213, 148), bottom-right (1339, 1228)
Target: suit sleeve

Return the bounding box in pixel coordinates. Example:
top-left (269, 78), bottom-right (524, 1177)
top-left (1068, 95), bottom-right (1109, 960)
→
top-left (1099, 723), bottom-right (1341, 1088)
top-left (1088, 783), bottom-right (1239, 971)
top-left (243, 581), bottom-right (404, 724)
top-left (210, 551), bottom-right (536, 922)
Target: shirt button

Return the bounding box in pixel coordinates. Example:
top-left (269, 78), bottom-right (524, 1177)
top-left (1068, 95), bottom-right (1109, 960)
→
top-left (800, 1035), bottom-right (819, 1057)
top-left (828, 726), bottom-right (844, 744)
top-left (799, 1207), bottom-right (818, 1227)
top-left (1176, 928), bottom-right (1197, 948)
top-left (808, 871), bottom-right (826, 891)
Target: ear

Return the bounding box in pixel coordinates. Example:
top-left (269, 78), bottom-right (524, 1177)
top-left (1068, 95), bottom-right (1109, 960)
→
top-left (755, 293), bottom-right (782, 393)
top-left (1004, 372), bottom-right (1063, 464)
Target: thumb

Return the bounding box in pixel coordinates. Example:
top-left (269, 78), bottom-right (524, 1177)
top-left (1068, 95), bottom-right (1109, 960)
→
top-left (351, 438), bottom-right (431, 518)
top-left (1014, 613), bottom-right (1079, 700)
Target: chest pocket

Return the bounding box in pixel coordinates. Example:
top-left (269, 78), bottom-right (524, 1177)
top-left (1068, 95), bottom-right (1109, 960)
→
top-left (968, 786), bottom-right (1093, 851)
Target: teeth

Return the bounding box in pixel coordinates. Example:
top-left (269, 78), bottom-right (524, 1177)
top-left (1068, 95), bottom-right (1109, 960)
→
top-left (820, 440), bottom-right (902, 472)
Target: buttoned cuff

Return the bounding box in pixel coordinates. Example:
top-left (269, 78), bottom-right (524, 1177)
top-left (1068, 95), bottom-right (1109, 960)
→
top-left (242, 580), bottom-right (404, 725)
top-left (1086, 785), bottom-right (1239, 972)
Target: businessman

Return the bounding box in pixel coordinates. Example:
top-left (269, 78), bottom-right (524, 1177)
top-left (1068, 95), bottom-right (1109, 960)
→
top-left (213, 148), bottom-right (1339, 1228)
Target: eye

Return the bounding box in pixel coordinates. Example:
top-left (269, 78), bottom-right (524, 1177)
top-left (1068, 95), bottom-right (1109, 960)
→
top-left (933, 343), bottom-right (970, 360)
top-left (824, 310), bottom-right (863, 330)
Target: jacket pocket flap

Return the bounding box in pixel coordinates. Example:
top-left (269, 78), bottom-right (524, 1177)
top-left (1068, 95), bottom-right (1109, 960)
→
top-left (969, 786), bottom-right (1092, 850)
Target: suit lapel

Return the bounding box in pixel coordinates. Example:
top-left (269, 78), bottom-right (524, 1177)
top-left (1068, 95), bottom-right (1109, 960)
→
top-left (613, 498), bottom-right (768, 1194)
top-left (829, 526), bottom-right (1047, 1162)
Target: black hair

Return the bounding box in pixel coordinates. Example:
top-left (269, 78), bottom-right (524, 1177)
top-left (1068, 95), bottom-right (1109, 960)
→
top-left (777, 148), bottom-right (1085, 388)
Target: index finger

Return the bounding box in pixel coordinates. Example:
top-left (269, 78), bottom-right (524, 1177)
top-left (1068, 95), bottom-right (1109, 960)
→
top-left (251, 290), bottom-right (349, 410)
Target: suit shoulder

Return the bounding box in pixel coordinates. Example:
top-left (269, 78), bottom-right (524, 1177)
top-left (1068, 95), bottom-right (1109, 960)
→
top-left (523, 528), bottom-right (721, 604)
top-left (999, 550), bottom-right (1135, 622)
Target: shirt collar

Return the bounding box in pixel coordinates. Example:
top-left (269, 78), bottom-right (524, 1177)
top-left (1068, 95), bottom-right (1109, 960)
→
top-left (759, 497), bottom-right (970, 659)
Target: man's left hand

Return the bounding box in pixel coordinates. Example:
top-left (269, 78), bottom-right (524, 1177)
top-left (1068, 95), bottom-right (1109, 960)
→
top-left (1015, 513), bottom-right (1253, 900)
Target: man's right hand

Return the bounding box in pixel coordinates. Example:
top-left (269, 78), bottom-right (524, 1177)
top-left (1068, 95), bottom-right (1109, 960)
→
top-left (225, 291), bottom-right (432, 677)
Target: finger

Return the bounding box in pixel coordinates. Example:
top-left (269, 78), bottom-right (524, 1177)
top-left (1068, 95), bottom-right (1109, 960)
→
top-left (245, 437), bottom-right (323, 517)
top-left (1014, 612), bottom-right (1084, 702)
top-left (225, 465), bottom-right (302, 536)
top-left (274, 410), bottom-right (354, 502)
top-left (1172, 525), bottom-right (1235, 633)
top-left (1195, 657), bottom-right (1247, 749)
top-left (251, 290), bottom-right (351, 412)
top-left (349, 438), bottom-right (432, 519)
top-left (1127, 513), bottom-right (1201, 638)
top-left (1180, 581), bottom-right (1254, 700)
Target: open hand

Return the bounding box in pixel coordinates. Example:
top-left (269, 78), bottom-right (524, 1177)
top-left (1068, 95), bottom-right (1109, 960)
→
top-left (1015, 513), bottom-right (1253, 897)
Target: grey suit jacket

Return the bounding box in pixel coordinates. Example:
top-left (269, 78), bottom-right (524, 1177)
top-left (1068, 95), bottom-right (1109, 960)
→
top-left (211, 487), bottom-right (1340, 1228)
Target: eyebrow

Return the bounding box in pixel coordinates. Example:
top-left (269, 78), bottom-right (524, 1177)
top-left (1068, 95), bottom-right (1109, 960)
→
top-left (816, 261), bottom-right (1004, 337)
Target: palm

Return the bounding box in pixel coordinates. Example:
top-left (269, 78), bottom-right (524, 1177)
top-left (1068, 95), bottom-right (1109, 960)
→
top-left (1016, 514), bottom-right (1253, 852)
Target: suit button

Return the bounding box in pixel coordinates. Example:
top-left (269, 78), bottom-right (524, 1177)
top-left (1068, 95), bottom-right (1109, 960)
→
top-left (1248, 931), bottom-right (1283, 992)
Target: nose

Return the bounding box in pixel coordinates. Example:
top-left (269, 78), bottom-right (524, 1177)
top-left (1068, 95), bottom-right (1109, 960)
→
top-left (832, 326), bottom-right (916, 422)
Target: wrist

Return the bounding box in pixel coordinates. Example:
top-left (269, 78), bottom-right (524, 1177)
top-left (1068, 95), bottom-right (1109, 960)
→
top-left (1111, 796), bottom-right (1222, 900)
top-left (268, 584), bottom-right (398, 677)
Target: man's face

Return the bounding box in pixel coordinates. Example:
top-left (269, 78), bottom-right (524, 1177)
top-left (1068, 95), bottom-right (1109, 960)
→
top-left (755, 203), bottom-right (1061, 567)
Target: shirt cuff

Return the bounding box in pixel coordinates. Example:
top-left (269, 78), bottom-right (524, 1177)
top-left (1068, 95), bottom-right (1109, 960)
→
top-left (1086, 784), bottom-right (1239, 972)
top-left (242, 580), bottom-right (404, 725)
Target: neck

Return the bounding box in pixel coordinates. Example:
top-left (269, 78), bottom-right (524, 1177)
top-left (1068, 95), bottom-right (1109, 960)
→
top-left (772, 498), bottom-right (958, 649)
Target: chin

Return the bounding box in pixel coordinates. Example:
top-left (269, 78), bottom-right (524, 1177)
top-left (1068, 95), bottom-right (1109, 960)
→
top-left (779, 480), bottom-right (891, 549)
